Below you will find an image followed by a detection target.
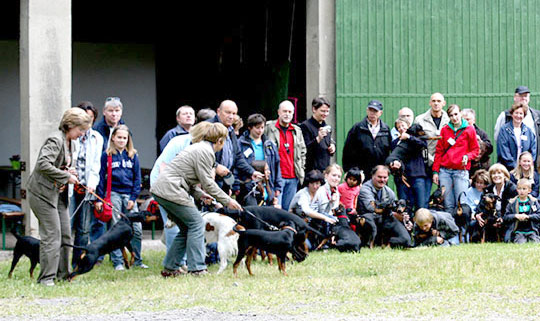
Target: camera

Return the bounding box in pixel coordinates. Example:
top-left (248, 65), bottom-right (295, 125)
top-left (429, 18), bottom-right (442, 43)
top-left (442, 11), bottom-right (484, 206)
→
top-left (321, 125), bottom-right (332, 133)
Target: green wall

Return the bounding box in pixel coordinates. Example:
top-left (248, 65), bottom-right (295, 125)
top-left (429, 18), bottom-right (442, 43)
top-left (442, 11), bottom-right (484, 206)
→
top-left (336, 0), bottom-right (540, 165)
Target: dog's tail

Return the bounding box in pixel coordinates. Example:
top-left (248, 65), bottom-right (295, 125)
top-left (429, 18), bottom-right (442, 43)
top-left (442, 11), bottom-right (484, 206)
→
top-left (10, 222), bottom-right (24, 240)
top-left (62, 243), bottom-right (87, 251)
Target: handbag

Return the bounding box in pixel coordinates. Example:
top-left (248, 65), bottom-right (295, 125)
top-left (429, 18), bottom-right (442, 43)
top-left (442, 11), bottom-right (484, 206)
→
top-left (94, 155), bottom-right (113, 222)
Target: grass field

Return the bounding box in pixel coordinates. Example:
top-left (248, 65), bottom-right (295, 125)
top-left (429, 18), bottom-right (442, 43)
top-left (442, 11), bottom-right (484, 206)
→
top-left (1, 244), bottom-right (540, 320)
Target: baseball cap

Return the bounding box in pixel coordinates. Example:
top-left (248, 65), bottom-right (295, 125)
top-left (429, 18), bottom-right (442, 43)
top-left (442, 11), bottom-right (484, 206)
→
top-left (515, 86), bottom-right (530, 94)
top-left (367, 100), bottom-right (383, 111)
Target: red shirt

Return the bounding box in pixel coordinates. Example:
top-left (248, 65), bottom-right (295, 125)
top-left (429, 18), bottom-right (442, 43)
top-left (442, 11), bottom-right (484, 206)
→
top-left (338, 182), bottom-right (360, 214)
top-left (276, 121), bottom-right (295, 179)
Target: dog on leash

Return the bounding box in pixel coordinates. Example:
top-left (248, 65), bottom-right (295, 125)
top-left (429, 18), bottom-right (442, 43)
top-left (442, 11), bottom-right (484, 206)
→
top-left (8, 225), bottom-right (40, 279)
top-left (202, 212), bottom-right (239, 274)
top-left (330, 206), bottom-right (361, 252)
top-left (232, 222), bottom-right (298, 276)
top-left (64, 211), bottom-right (157, 280)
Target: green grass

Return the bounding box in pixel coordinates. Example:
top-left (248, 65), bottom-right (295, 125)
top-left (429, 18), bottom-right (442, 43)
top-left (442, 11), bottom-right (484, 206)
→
top-left (2, 244), bottom-right (540, 319)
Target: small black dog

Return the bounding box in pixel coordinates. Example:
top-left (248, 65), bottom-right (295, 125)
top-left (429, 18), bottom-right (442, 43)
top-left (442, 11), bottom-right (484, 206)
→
top-left (452, 192), bottom-right (473, 243)
top-left (64, 211), bottom-right (156, 280)
top-left (331, 206), bottom-right (361, 252)
top-left (8, 225), bottom-right (40, 279)
top-left (471, 193), bottom-right (502, 243)
top-left (428, 185), bottom-right (446, 211)
top-left (380, 199), bottom-right (413, 248)
top-left (232, 222), bottom-right (299, 276)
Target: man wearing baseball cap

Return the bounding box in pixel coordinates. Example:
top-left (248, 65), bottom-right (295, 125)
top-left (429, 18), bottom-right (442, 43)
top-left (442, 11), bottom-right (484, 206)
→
top-left (342, 99), bottom-right (392, 179)
top-left (493, 86), bottom-right (540, 167)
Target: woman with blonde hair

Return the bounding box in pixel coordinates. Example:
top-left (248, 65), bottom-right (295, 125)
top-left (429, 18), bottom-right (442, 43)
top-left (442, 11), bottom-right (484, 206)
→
top-left (151, 122), bottom-right (243, 276)
top-left (510, 151), bottom-right (539, 198)
top-left (27, 108), bottom-right (91, 286)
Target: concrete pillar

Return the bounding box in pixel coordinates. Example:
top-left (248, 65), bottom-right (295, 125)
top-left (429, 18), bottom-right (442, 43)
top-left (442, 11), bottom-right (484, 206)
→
top-left (20, 0), bottom-right (72, 237)
top-left (306, 0), bottom-right (336, 141)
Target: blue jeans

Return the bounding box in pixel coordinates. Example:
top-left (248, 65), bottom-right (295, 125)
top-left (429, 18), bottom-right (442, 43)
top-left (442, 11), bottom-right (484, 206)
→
top-left (395, 176), bottom-right (429, 212)
top-left (438, 168), bottom-right (470, 213)
top-left (109, 192), bottom-right (143, 267)
top-left (280, 177), bottom-right (299, 211)
top-left (154, 195), bottom-right (207, 272)
top-left (159, 204), bottom-right (185, 268)
top-left (69, 193), bottom-right (93, 267)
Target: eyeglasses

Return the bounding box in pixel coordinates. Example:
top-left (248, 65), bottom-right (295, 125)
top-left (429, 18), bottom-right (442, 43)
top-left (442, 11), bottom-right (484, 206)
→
top-left (106, 97), bottom-right (121, 102)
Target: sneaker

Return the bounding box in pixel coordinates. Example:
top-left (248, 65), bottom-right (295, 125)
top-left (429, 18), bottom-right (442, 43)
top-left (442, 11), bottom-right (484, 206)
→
top-left (115, 265), bottom-right (125, 271)
top-left (135, 263), bottom-right (149, 269)
top-left (188, 269), bottom-right (209, 277)
top-left (40, 279), bottom-right (55, 287)
top-left (161, 268), bottom-right (187, 278)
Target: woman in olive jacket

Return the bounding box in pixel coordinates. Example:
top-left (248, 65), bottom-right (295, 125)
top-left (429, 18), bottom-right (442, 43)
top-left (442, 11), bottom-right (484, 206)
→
top-left (151, 122), bottom-right (243, 276)
top-left (27, 108), bottom-right (91, 286)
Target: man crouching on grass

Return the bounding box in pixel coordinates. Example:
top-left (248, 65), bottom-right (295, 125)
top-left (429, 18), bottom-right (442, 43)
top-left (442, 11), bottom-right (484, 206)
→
top-left (413, 208), bottom-right (459, 246)
top-left (503, 178), bottom-right (540, 243)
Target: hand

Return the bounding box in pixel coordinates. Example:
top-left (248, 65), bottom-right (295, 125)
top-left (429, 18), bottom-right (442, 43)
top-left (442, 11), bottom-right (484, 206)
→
top-left (462, 155), bottom-right (469, 167)
top-left (432, 173), bottom-right (439, 185)
top-left (476, 214), bottom-right (485, 227)
top-left (328, 143), bottom-right (336, 154)
top-left (227, 199), bottom-right (243, 211)
top-left (436, 236), bottom-right (444, 244)
top-left (67, 167), bottom-right (78, 176)
top-left (68, 174), bottom-right (79, 185)
top-left (399, 132), bottom-right (410, 140)
top-left (317, 127), bottom-right (329, 143)
top-left (390, 161), bottom-right (401, 170)
top-left (126, 200), bottom-right (134, 211)
top-left (215, 164), bottom-right (230, 177)
top-left (95, 202), bottom-right (103, 211)
top-left (251, 171), bottom-right (264, 181)
top-left (324, 216), bottom-right (337, 224)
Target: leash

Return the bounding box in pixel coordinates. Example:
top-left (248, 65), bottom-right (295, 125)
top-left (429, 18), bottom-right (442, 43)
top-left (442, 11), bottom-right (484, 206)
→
top-left (69, 198), bottom-right (86, 220)
top-left (243, 209), bottom-right (279, 231)
top-left (77, 184), bottom-right (127, 220)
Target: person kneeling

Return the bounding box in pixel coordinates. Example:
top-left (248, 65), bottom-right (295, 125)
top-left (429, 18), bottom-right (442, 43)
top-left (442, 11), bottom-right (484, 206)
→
top-left (413, 208), bottom-right (459, 246)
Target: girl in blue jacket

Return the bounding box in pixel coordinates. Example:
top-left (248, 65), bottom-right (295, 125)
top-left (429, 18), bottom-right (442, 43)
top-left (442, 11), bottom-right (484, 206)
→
top-left (95, 125), bottom-right (145, 270)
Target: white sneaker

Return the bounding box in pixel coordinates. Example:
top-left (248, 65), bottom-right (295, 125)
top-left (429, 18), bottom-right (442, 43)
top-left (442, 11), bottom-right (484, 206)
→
top-left (136, 263), bottom-right (149, 269)
top-left (115, 265), bottom-right (125, 271)
top-left (41, 279), bottom-right (55, 287)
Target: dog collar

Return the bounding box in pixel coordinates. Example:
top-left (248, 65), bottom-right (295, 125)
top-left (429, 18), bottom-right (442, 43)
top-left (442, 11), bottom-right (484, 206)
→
top-left (282, 226), bottom-right (297, 234)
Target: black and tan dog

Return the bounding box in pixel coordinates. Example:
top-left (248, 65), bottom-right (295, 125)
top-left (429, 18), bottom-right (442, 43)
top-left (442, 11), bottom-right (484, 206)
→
top-left (8, 225), bottom-right (40, 279)
top-left (327, 206), bottom-right (361, 252)
top-left (219, 206), bottom-right (322, 261)
top-left (428, 185), bottom-right (446, 211)
top-left (64, 211), bottom-right (157, 280)
top-left (232, 222), bottom-right (298, 276)
top-left (471, 193), bottom-right (502, 243)
top-left (452, 192), bottom-right (473, 243)
top-left (379, 199), bottom-right (413, 248)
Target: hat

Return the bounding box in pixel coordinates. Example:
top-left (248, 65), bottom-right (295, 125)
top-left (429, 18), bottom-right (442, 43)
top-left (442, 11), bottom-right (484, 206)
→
top-left (515, 86), bottom-right (530, 94)
top-left (367, 100), bottom-right (383, 111)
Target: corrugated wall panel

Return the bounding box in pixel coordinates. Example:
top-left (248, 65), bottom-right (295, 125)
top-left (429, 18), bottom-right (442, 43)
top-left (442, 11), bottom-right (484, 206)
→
top-left (336, 0), bottom-right (540, 166)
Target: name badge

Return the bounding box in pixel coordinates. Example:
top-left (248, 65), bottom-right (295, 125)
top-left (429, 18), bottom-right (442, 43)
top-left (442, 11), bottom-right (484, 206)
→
top-left (436, 130), bottom-right (441, 136)
top-left (243, 148), bottom-right (253, 158)
top-left (447, 138), bottom-right (456, 146)
top-left (521, 135), bottom-right (528, 141)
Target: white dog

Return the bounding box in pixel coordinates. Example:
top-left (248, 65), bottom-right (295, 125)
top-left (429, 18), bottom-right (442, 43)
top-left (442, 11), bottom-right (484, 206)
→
top-left (202, 212), bottom-right (239, 274)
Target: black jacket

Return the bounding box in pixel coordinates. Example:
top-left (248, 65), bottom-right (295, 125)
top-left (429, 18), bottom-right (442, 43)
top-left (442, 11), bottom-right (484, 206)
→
top-left (486, 180), bottom-right (518, 216)
top-left (207, 116), bottom-right (254, 187)
top-left (385, 123), bottom-right (428, 179)
top-left (342, 118), bottom-right (392, 178)
top-left (299, 117), bottom-right (333, 173)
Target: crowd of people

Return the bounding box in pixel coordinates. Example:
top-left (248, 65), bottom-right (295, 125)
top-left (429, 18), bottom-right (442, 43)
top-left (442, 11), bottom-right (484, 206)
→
top-left (26, 85), bottom-right (540, 285)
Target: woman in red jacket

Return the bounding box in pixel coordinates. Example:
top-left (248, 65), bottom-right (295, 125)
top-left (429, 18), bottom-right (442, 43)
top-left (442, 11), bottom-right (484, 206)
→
top-left (433, 104), bottom-right (480, 213)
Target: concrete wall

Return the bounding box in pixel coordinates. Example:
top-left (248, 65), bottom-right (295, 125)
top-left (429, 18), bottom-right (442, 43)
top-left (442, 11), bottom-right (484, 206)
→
top-left (0, 41), bottom-right (157, 170)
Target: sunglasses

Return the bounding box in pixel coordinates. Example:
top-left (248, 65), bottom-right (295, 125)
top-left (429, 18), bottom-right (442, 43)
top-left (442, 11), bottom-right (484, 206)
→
top-left (106, 97), bottom-right (121, 102)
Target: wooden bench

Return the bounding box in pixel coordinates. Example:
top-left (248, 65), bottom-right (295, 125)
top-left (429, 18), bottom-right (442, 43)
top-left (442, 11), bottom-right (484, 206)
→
top-left (0, 197), bottom-right (24, 250)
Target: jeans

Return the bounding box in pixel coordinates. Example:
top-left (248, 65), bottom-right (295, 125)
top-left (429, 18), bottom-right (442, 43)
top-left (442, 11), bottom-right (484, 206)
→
top-left (280, 177), bottom-right (299, 211)
top-left (69, 193), bottom-right (93, 267)
top-left (159, 204), bottom-right (185, 268)
top-left (109, 191), bottom-right (143, 267)
top-left (438, 168), bottom-right (470, 212)
top-left (395, 176), bottom-right (429, 212)
top-left (154, 195), bottom-right (207, 272)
